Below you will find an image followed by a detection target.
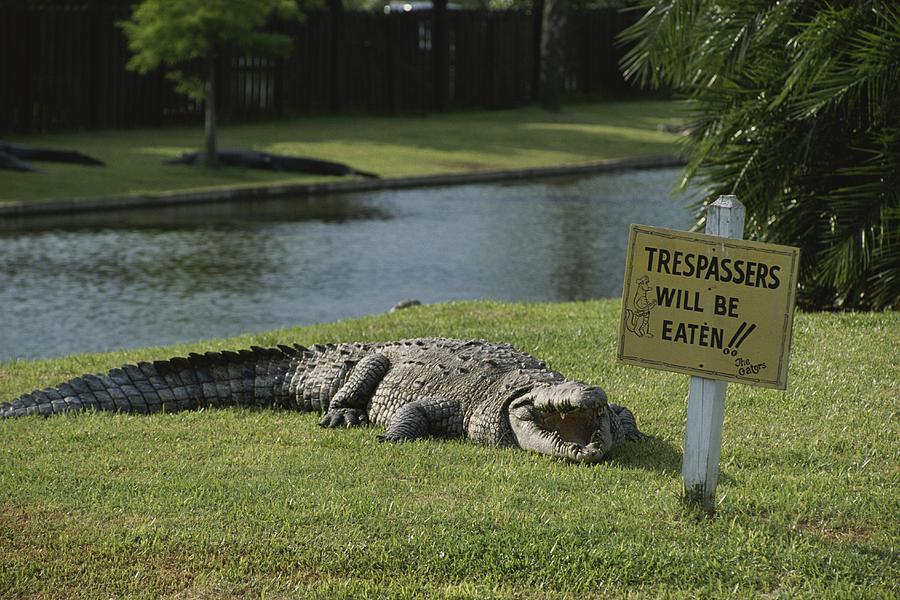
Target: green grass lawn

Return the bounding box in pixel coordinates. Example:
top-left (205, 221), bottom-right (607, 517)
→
top-left (0, 100), bottom-right (685, 204)
top-left (1, 300), bottom-right (896, 598)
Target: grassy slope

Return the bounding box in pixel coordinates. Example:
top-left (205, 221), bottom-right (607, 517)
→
top-left (0, 300), bottom-right (897, 598)
top-left (0, 100), bottom-right (685, 203)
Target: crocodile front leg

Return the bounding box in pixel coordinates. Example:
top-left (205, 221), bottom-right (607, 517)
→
top-left (377, 396), bottom-right (463, 443)
top-left (319, 353), bottom-right (390, 428)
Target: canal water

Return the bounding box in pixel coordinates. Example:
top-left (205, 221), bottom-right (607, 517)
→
top-left (0, 168), bottom-right (697, 361)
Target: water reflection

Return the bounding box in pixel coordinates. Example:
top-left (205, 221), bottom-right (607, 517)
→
top-left (0, 169), bottom-right (695, 360)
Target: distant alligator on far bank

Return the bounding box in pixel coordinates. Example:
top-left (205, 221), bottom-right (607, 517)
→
top-left (1, 338), bottom-right (642, 463)
top-left (165, 149), bottom-right (378, 178)
top-left (0, 141), bottom-right (105, 172)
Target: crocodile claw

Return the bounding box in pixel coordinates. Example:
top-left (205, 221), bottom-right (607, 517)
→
top-left (319, 408), bottom-right (369, 428)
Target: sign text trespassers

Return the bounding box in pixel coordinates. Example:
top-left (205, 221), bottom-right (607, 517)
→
top-left (617, 224), bottom-right (800, 389)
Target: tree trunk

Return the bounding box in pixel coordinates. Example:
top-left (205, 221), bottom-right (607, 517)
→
top-left (204, 53), bottom-right (218, 167)
top-left (433, 0), bottom-right (449, 111)
top-left (538, 0), bottom-right (566, 111)
top-left (328, 0), bottom-right (343, 111)
top-left (531, 0), bottom-right (544, 102)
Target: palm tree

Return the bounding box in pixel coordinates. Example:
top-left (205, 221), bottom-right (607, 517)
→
top-left (619, 0), bottom-right (900, 309)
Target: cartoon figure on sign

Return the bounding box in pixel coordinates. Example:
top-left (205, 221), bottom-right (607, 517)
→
top-left (625, 276), bottom-right (656, 338)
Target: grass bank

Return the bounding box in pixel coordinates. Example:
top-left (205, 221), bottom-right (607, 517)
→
top-left (1, 300), bottom-right (896, 598)
top-left (1, 100), bottom-right (684, 204)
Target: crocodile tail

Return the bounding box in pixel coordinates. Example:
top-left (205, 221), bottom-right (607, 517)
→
top-left (0, 345), bottom-right (308, 419)
top-left (608, 403), bottom-right (644, 441)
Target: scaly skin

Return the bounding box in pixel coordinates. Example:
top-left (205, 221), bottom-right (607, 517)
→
top-left (0, 338), bottom-right (642, 462)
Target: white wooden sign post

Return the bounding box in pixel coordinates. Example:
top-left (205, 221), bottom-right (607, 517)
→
top-left (617, 194), bottom-right (799, 513)
top-left (682, 196), bottom-right (745, 512)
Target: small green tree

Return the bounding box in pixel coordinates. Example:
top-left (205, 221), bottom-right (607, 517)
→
top-left (120, 0), bottom-right (301, 166)
top-left (620, 1), bottom-right (900, 309)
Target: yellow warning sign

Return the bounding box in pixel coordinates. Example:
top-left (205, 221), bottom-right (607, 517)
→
top-left (617, 224), bottom-right (799, 389)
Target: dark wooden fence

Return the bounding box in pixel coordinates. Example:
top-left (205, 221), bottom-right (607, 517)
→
top-left (0, 3), bottom-right (641, 134)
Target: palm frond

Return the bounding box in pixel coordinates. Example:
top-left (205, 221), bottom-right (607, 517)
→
top-left (620, 0), bottom-right (900, 308)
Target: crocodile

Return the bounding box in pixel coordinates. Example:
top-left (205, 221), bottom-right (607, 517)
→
top-left (0, 140), bottom-right (105, 172)
top-left (165, 150), bottom-right (378, 178)
top-left (0, 338), bottom-right (642, 462)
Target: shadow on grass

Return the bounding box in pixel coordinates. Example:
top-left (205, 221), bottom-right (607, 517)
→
top-left (612, 434), bottom-right (683, 475)
top-left (260, 120), bottom-right (678, 163)
top-left (204, 104), bottom-right (682, 164)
